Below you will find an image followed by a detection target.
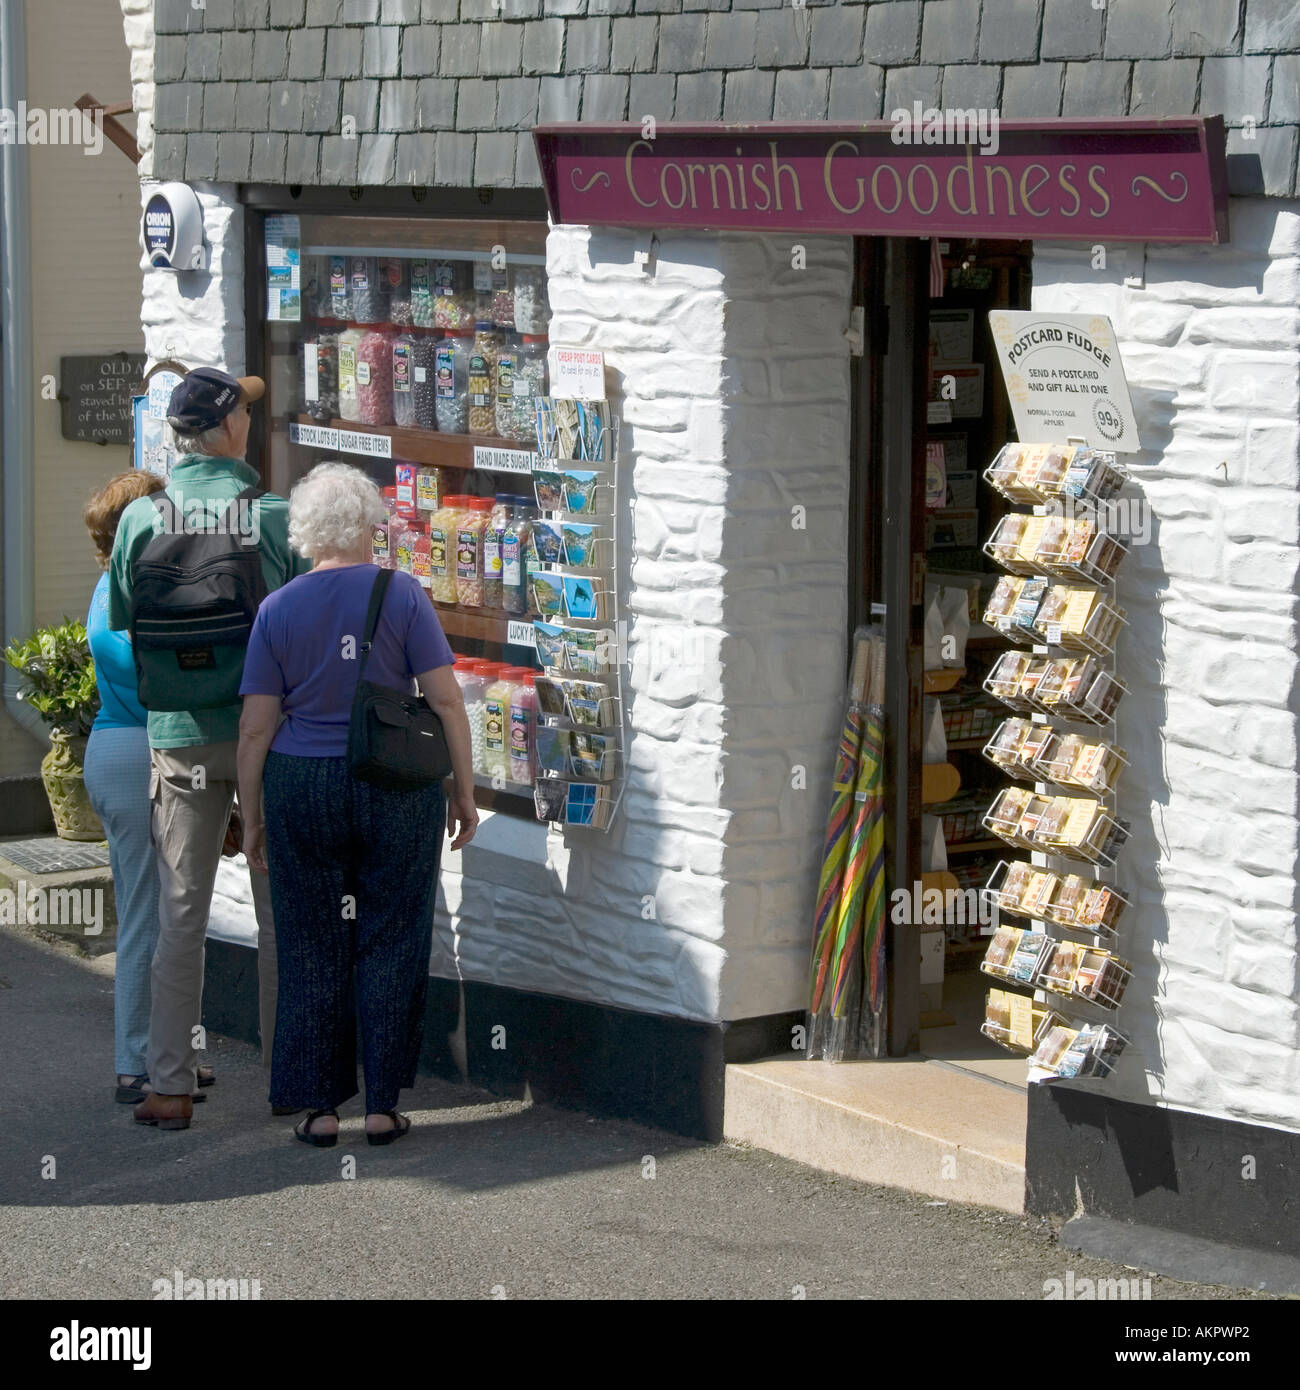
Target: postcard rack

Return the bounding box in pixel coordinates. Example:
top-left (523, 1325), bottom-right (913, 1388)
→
top-left (976, 440), bottom-right (1138, 1082)
top-left (528, 398), bottom-right (625, 831)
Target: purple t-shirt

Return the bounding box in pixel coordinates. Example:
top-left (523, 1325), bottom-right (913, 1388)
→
top-left (239, 565), bottom-right (454, 757)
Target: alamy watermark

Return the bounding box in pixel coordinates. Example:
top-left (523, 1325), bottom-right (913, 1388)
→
top-left (890, 102), bottom-right (1000, 157)
top-left (890, 881), bottom-right (998, 928)
top-left (151, 490), bottom-right (262, 547)
top-left (152, 1268), bottom-right (262, 1300)
top-left (0, 880), bottom-right (104, 935)
top-left (0, 104), bottom-right (103, 157)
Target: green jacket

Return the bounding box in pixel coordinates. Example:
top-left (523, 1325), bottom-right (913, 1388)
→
top-left (107, 455), bottom-right (309, 750)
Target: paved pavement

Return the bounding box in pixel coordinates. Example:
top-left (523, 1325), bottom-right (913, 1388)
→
top-left (0, 922), bottom-right (1273, 1302)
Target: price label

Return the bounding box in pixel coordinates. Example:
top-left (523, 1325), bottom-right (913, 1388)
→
top-left (304, 343), bottom-right (319, 402)
top-left (548, 347), bottom-right (606, 401)
top-left (1046, 622), bottom-right (1062, 647)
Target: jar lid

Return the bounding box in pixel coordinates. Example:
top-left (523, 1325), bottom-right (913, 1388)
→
top-left (521, 335), bottom-right (548, 344)
top-left (470, 496), bottom-right (495, 510)
top-left (383, 486), bottom-right (397, 497)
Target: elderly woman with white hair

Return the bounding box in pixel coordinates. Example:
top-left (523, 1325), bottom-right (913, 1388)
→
top-left (236, 462), bottom-right (477, 1148)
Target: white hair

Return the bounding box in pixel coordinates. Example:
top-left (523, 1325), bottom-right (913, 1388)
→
top-left (170, 422), bottom-right (228, 457)
top-left (288, 462), bottom-right (386, 559)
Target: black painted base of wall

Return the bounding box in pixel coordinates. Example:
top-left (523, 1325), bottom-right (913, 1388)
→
top-left (202, 938), bottom-right (801, 1140)
top-left (1027, 1081), bottom-right (1300, 1290)
top-left (0, 775), bottom-right (54, 837)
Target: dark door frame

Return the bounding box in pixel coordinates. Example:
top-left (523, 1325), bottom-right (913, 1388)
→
top-left (850, 235), bottom-right (928, 1057)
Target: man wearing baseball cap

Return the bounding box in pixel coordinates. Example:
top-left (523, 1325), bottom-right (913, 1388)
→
top-left (108, 366), bottom-right (309, 1130)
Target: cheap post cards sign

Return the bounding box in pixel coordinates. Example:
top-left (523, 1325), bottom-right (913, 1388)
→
top-left (989, 311), bottom-right (1140, 453)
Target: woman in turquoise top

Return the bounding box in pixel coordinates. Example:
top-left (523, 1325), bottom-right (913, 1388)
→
top-left (83, 471), bottom-right (211, 1103)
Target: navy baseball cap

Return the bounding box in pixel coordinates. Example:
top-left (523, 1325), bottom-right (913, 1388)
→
top-left (167, 367), bottom-right (265, 434)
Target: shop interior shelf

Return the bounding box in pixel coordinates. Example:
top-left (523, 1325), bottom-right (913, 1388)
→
top-left (289, 414), bottom-right (533, 470)
top-left (945, 838), bottom-right (1004, 855)
top-left (432, 603), bottom-right (532, 646)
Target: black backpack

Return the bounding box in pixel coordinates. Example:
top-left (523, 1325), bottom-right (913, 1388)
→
top-left (129, 485), bottom-right (269, 711)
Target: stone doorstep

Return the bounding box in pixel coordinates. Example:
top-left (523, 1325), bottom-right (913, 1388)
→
top-left (723, 1055), bottom-right (1028, 1215)
top-left (0, 851), bottom-right (117, 957)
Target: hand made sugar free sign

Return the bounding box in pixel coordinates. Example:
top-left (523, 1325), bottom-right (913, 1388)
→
top-left (533, 119), bottom-right (1229, 244)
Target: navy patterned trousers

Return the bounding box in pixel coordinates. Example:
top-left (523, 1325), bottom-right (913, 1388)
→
top-left (263, 752), bottom-right (445, 1115)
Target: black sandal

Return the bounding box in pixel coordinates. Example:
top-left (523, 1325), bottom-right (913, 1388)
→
top-left (294, 1108), bottom-right (339, 1148)
top-left (366, 1111), bottom-right (410, 1147)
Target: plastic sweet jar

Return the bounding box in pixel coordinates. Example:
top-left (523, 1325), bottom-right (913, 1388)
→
top-left (355, 324), bottom-right (395, 426)
top-left (482, 667), bottom-right (522, 784)
top-left (428, 495), bottom-right (464, 603)
top-left (337, 325), bottom-right (365, 422)
top-left (411, 521), bottom-right (432, 591)
top-left (508, 671), bottom-right (538, 786)
top-left (392, 514), bottom-right (417, 576)
top-left (501, 496), bottom-right (536, 616)
top-left (416, 462), bottom-right (444, 515)
top-left (412, 329), bottom-right (440, 431)
top-left (490, 272), bottom-right (515, 331)
top-left (433, 260), bottom-right (474, 331)
top-left (496, 335), bottom-right (547, 443)
top-left (348, 255), bottom-right (385, 325)
top-left (455, 496), bottom-right (495, 607)
top-left (482, 494), bottom-right (513, 612)
top-left (391, 329), bottom-right (417, 428)
top-left (371, 486), bottom-right (398, 568)
top-left (435, 330), bottom-right (473, 434)
top-left (394, 461), bottom-right (419, 520)
top-left (409, 259), bottom-right (434, 329)
top-left (299, 332), bottom-right (338, 423)
top-left (326, 255), bottom-right (351, 320)
top-left (456, 659), bottom-right (489, 776)
top-left (512, 267), bottom-right (550, 335)
top-left (380, 257), bottom-right (412, 326)
top-left (467, 322), bottom-right (502, 437)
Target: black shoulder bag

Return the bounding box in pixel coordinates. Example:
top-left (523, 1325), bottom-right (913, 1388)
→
top-left (347, 568), bottom-right (452, 790)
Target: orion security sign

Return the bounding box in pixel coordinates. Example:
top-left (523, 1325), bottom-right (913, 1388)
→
top-left (533, 119), bottom-right (1229, 244)
top-left (142, 182), bottom-right (204, 271)
top-left (989, 312), bottom-right (1141, 453)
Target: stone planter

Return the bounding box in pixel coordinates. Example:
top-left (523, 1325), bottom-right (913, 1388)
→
top-left (41, 729), bottom-right (104, 842)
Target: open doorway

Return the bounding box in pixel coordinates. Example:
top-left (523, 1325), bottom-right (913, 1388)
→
top-left (849, 235), bottom-right (1033, 1075)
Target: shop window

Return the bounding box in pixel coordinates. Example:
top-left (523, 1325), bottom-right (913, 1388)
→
top-left (254, 212), bottom-right (552, 820)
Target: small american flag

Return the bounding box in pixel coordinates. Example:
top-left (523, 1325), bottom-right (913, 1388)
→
top-left (929, 238), bottom-right (944, 298)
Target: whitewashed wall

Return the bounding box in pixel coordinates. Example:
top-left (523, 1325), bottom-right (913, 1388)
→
top-left (1033, 199), bottom-right (1300, 1134)
top-left (436, 227), bottom-right (853, 1022)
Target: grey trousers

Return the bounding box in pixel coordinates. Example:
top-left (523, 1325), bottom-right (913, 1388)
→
top-left (146, 741), bottom-right (278, 1096)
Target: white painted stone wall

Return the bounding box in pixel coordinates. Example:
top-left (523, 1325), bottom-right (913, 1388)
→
top-left (1032, 199), bottom-right (1300, 1135)
top-left (435, 227), bottom-right (853, 1022)
top-left (120, 0), bottom-right (154, 178)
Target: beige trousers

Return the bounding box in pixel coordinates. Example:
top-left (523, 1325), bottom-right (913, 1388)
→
top-left (146, 741), bottom-right (278, 1096)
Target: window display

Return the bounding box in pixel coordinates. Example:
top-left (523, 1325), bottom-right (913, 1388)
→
top-left (256, 213), bottom-right (553, 821)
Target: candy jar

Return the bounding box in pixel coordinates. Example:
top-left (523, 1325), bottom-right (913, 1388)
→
top-left (512, 266), bottom-right (549, 335)
top-left (427, 495), bottom-right (463, 603)
top-left (483, 667), bottom-right (522, 784)
top-left (482, 494), bottom-right (512, 612)
top-left (454, 496), bottom-right (494, 607)
top-left (496, 334), bottom-right (547, 442)
top-left (412, 329), bottom-right (440, 431)
top-left (435, 329), bottom-right (472, 434)
top-left (327, 254), bottom-right (351, 320)
top-left (380, 257), bottom-right (411, 325)
top-left (502, 496), bottom-right (536, 616)
top-left (348, 255), bottom-right (384, 325)
top-left (300, 332), bottom-right (338, 423)
top-left (356, 324), bottom-right (395, 426)
top-left (508, 672), bottom-right (538, 785)
top-left (467, 322), bottom-right (502, 436)
top-left (391, 329), bottom-right (417, 427)
top-left (337, 325), bottom-right (365, 422)
top-left (410, 259), bottom-right (435, 328)
top-left (456, 659), bottom-right (489, 776)
top-left (411, 522), bottom-right (432, 592)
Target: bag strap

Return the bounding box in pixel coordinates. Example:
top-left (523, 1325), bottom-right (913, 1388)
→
top-left (358, 568), bottom-right (393, 678)
top-left (149, 483), bottom-right (266, 530)
top-left (221, 484), bottom-right (266, 525)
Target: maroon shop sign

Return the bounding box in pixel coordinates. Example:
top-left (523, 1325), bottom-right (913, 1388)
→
top-left (534, 119), bottom-right (1229, 244)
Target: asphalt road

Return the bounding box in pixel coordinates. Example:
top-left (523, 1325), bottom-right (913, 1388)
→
top-left (0, 922), bottom-right (1272, 1302)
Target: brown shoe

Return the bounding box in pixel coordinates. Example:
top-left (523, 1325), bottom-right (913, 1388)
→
top-left (133, 1092), bottom-right (192, 1130)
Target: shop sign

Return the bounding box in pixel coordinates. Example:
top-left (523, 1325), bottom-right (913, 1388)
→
top-left (288, 422), bottom-right (393, 459)
top-left (988, 311), bottom-right (1140, 453)
top-left (549, 348), bottom-right (606, 400)
top-left (534, 119), bottom-right (1228, 244)
top-left (506, 621), bottom-right (539, 648)
top-left (60, 352), bottom-right (145, 445)
top-left (473, 446), bottom-right (536, 474)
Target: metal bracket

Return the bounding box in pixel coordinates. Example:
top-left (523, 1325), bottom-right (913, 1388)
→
top-left (845, 305), bottom-right (865, 357)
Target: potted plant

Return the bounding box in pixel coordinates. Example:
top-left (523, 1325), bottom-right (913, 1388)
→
top-left (4, 619), bottom-right (104, 841)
